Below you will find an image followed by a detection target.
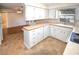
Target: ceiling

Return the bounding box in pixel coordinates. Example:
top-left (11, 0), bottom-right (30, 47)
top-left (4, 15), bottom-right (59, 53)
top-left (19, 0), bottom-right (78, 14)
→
top-left (43, 3), bottom-right (79, 9)
top-left (0, 3), bottom-right (25, 9)
top-left (0, 3), bottom-right (79, 9)
top-left (0, 3), bottom-right (25, 13)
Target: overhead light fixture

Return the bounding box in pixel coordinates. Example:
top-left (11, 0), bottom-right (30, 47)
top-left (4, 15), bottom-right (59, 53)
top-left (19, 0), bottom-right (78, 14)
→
top-left (17, 10), bottom-right (22, 13)
top-left (15, 6), bottom-right (23, 14)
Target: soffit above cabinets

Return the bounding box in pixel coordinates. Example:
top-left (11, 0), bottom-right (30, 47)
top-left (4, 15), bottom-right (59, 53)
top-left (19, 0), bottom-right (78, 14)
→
top-left (42, 3), bottom-right (79, 9)
top-left (26, 3), bottom-right (48, 9)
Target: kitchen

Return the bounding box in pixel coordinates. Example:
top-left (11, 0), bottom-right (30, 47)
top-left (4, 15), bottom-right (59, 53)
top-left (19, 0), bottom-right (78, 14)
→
top-left (0, 3), bottom-right (79, 55)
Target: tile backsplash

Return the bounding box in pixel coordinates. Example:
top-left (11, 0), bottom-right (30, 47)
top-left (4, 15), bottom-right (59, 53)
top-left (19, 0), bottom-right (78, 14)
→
top-left (35, 19), bottom-right (59, 24)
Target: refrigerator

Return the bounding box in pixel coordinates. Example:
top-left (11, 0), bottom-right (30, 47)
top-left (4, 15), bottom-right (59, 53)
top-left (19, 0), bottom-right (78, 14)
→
top-left (0, 16), bottom-right (3, 45)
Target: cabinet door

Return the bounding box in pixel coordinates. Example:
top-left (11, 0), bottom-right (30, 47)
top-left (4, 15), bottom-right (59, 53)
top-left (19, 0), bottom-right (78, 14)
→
top-left (50, 27), bottom-right (56, 37)
top-left (23, 31), bottom-right (31, 48)
top-left (44, 26), bottom-right (49, 39)
top-left (62, 31), bottom-right (69, 42)
top-left (26, 6), bottom-right (35, 20)
top-left (37, 27), bottom-right (43, 41)
top-left (55, 28), bottom-right (62, 40)
top-left (53, 26), bottom-right (67, 42)
top-left (49, 9), bottom-right (56, 18)
top-left (62, 28), bottom-right (72, 42)
top-left (54, 26), bottom-right (72, 42)
top-left (34, 8), bottom-right (46, 19)
top-left (39, 8), bottom-right (46, 19)
top-left (50, 26), bottom-right (72, 42)
top-left (29, 27), bottom-right (43, 46)
top-left (29, 29), bottom-right (37, 46)
top-left (34, 8), bottom-right (40, 20)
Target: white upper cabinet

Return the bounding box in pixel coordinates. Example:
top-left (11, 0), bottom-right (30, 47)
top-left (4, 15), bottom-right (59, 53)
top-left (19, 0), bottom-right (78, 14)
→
top-left (26, 6), bottom-right (35, 20)
top-left (26, 6), bottom-right (47, 20)
top-left (34, 8), bottom-right (40, 19)
top-left (49, 9), bottom-right (56, 19)
top-left (34, 8), bottom-right (46, 19)
top-left (38, 8), bottom-right (46, 19)
top-left (48, 9), bottom-right (60, 19)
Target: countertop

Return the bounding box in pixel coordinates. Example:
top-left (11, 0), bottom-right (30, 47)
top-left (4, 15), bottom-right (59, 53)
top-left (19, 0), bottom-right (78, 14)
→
top-left (22, 23), bottom-right (45, 31)
top-left (63, 30), bottom-right (79, 55)
top-left (63, 41), bottom-right (79, 55)
top-left (52, 24), bottom-right (73, 29)
top-left (22, 23), bottom-right (73, 31)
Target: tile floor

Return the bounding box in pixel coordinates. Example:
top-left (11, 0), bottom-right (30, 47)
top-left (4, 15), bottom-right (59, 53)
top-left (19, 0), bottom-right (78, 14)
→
top-left (0, 32), bottom-right (66, 55)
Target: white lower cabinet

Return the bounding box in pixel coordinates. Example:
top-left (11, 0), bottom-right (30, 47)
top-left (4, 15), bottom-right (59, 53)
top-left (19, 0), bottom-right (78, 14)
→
top-left (23, 27), bottom-right (43, 49)
top-left (50, 26), bottom-right (56, 37)
top-left (50, 26), bottom-right (72, 42)
top-left (23, 24), bottom-right (73, 49)
top-left (43, 25), bottom-right (49, 39)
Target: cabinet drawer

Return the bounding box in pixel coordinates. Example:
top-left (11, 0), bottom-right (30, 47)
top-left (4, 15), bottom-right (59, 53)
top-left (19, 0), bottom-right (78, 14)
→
top-left (30, 40), bottom-right (37, 46)
top-left (38, 27), bottom-right (43, 30)
top-left (30, 35), bottom-right (37, 41)
top-left (30, 32), bottom-right (37, 36)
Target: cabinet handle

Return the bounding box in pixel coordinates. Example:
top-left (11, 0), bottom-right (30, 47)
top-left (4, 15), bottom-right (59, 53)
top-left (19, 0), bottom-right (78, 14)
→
top-left (33, 33), bottom-right (36, 35)
top-left (32, 30), bottom-right (36, 32)
top-left (38, 32), bottom-right (40, 34)
top-left (33, 41), bottom-right (36, 44)
top-left (33, 37), bottom-right (36, 39)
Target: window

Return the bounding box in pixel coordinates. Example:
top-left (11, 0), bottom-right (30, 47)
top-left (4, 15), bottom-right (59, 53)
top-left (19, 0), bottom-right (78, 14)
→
top-left (58, 9), bottom-right (75, 24)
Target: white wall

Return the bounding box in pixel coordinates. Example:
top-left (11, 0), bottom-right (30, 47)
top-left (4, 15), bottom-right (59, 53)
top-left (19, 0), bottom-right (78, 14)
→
top-left (75, 8), bottom-right (79, 20)
top-left (0, 16), bottom-right (3, 44)
top-left (7, 13), bottom-right (26, 28)
top-left (26, 3), bottom-right (47, 9)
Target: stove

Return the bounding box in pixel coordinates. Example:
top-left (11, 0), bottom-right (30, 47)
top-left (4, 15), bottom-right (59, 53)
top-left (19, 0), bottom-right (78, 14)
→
top-left (70, 32), bottom-right (79, 44)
